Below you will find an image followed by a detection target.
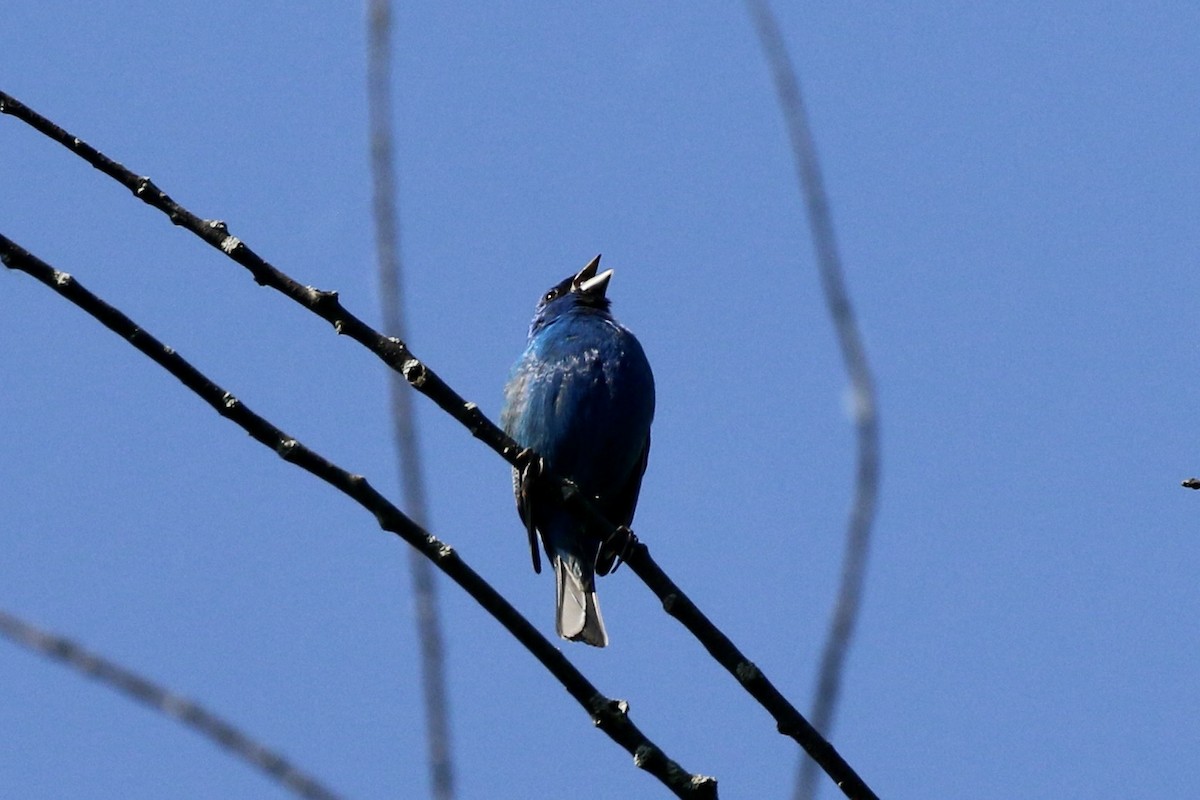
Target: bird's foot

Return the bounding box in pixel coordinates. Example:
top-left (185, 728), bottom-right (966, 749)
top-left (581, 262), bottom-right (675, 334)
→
top-left (597, 525), bottom-right (638, 575)
top-left (515, 447), bottom-right (544, 487)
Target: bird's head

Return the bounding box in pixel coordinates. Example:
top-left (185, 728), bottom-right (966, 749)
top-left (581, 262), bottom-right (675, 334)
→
top-left (529, 254), bottom-right (614, 333)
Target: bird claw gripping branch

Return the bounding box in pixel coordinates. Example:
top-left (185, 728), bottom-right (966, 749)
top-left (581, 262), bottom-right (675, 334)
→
top-left (596, 525), bottom-right (638, 576)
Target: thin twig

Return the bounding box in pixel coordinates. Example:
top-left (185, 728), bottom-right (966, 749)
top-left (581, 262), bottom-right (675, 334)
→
top-left (0, 234), bottom-right (717, 800)
top-left (0, 609), bottom-right (344, 800)
top-left (742, 4), bottom-right (882, 800)
top-left (366, 2), bottom-right (455, 797)
top-left (0, 89), bottom-right (877, 799)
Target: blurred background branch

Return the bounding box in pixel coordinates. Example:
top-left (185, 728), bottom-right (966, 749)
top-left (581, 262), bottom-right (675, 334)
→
top-left (367, 2), bottom-right (455, 798)
top-left (743, 4), bottom-right (882, 799)
top-left (0, 609), bottom-right (344, 800)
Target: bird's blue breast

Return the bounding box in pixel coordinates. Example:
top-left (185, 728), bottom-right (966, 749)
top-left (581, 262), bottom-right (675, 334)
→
top-left (503, 309), bottom-right (654, 502)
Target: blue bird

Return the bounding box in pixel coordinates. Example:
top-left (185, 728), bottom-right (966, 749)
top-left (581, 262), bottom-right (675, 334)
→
top-left (502, 255), bottom-right (655, 647)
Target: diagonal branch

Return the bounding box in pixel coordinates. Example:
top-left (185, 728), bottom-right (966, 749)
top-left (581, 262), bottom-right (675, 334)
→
top-left (0, 608), bottom-right (344, 800)
top-left (0, 233), bottom-right (718, 800)
top-left (742, 4), bottom-right (882, 800)
top-left (366, 2), bottom-right (455, 798)
top-left (0, 90), bottom-right (877, 800)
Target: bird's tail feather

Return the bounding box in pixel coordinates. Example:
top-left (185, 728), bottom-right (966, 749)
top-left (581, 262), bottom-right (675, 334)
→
top-left (553, 555), bottom-right (608, 647)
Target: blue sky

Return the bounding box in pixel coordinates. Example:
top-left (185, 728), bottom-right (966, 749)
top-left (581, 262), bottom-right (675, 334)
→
top-left (3, 3), bottom-right (1198, 798)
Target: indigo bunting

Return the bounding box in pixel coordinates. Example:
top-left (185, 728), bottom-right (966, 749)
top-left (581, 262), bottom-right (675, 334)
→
top-left (502, 255), bottom-right (655, 647)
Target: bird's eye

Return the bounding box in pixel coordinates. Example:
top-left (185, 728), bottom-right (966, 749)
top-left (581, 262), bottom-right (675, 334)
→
top-left (543, 289), bottom-right (558, 303)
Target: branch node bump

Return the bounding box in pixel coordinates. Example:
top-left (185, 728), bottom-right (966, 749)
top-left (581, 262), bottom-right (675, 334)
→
top-left (632, 743), bottom-right (660, 769)
top-left (401, 358), bottom-right (426, 387)
top-left (134, 176), bottom-right (153, 196)
top-left (735, 659), bottom-right (761, 684)
top-left (691, 775), bottom-right (720, 799)
top-left (661, 592), bottom-right (679, 613)
top-left (275, 438), bottom-right (298, 459)
top-left (220, 392), bottom-right (240, 411)
top-left (206, 219), bottom-right (229, 234)
top-left (311, 289), bottom-right (344, 331)
top-left (587, 693), bottom-right (629, 729)
top-left (1183, 477), bottom-right (1200, 490)
top-left (219, 235), bottom-right (242, 256)
top-left (53, 270), bottom-right (73, 287)
top-left (603, 697), bottom-right (630, 723)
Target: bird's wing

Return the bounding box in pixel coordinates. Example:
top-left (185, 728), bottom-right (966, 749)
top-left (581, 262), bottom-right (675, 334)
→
top-left (503, 355), bottom-right (546, 574)
top-left (513, 465), bottom-right (542, 574)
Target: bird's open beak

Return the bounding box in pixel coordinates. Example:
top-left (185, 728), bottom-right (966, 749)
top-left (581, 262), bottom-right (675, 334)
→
top-left (572, 254), bottom-right (613, 298)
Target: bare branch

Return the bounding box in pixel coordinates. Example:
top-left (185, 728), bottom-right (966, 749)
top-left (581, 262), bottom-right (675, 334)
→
top-left (0, 90), bottom-right (877, 799)
top-left (0, 234), bottom-right (717, 800)
top-left (741, 4), bottom-right (882, 800)
top-left (366, 2), bottom-right (455, 797)
top-left (0, 609), bottom-right (344, 800)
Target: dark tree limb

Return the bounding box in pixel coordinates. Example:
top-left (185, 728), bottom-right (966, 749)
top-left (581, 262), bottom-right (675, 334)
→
top-left (366, 2), bottom-right (456, 797)
top-left (0, 90), bottom-right (877, 799)
top-left (0, 609), bottom-right (345, 800)
top-left (0, 234), bottom-right (718, 800)
top-left (742, 5), bottom-right (883, 799)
